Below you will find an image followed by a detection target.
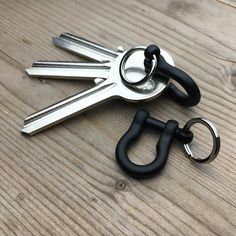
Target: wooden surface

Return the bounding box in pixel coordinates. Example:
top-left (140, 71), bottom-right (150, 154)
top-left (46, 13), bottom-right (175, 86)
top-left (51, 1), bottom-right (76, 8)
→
top-left (0, 0), bottom-right (236, 235)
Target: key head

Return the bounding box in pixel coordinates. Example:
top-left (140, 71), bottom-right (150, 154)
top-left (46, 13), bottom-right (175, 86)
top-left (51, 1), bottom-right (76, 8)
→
top-left (108, 46), bottom-right (174, 102)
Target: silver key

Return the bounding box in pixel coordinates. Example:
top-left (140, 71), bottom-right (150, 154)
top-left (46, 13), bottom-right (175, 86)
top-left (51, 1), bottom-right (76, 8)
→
top-left (53, 33), bottom-right (120, 62)
top-left (26, 61), bottom-right (111, 80)
top-left (21, 34), bottom-right (174, 135)
top-left (26, 33), bottom-right (122, 80)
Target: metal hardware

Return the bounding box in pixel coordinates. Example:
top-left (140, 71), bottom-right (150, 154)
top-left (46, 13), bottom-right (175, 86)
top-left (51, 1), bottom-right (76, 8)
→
top-left (183, 118), bottom-right (220, 163)
top-left (22, 33), bottom-right (174, 135)
top-left (116, 109), bottom-right (220, 179)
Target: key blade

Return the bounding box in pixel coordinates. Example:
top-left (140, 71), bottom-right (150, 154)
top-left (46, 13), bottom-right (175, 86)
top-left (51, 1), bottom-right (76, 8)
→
top-left (53, 33), bottom-right (119, 62)
top-left (21, 81), bottom-right (117, 135)
top-left (25, 61), bottom-right (111, 80)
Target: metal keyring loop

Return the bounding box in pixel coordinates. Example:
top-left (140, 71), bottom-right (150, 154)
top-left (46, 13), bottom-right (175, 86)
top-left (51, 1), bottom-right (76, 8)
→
top-left (119, 46), bottom-right (158, 86)
top-left (183, 118), bottom-right (220, 163)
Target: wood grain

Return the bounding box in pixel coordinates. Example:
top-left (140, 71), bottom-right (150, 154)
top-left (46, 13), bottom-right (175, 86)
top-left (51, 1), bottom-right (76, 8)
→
top-left (0, 0), bottom-right (235, 235)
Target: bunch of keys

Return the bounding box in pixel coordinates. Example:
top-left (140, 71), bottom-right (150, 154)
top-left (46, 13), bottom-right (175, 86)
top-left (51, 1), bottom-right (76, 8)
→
top-left (21, 33), bottom-right (200, 135)
top-left (21, 33), bottom-right (220, 178)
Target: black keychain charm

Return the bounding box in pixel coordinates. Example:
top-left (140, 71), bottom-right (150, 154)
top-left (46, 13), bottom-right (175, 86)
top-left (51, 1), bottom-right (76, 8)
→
top-left (144, 45), bottom-right (201, 106)
top-left (116, 109), bottom-right (220, 179)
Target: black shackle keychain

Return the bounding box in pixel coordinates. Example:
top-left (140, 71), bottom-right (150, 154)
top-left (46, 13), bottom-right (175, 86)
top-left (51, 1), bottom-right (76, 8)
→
top-left (116, 109), bottom-right (220, 179)
top-left (143, 44), bottom-right (201, 107)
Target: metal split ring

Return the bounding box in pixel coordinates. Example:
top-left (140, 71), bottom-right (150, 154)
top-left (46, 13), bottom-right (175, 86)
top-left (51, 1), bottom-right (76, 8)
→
top-left (183, 118), bottom-right (220, 163)
top-left (119, 46), bottom-right (158, 86)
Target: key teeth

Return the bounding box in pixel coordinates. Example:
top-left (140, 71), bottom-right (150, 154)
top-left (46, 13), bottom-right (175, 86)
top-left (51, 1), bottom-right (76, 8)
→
top-left (22, 116), bottom-right (43, 135)
top-left (21, 126), bottom-right (32, 135)
top-left (24, 116), bottom-right (32, 125)
top-left (32, 61), bottom-right (45, 66)
top-left (21, 128), bottom-right (39, 136)
top-left (60, 32), bottom-right (72, 37)
top-left (53, 33), bottom-right (72, 44)
top-left (25, 68), bottom-right (37, 78)
top-left (25, 61), bottom-right (43, 76)
top-left (21, 128), bottom-right (28, 135)
top-left (52, 37), bottom-right (60, 46)
top-left (59, 32), bottom-right (83, 40)
top-left (94, 78), bottom-right (105, 85)
top-left (25, 68), bottom-right (31, 76)
top-left (53, 33), bottom-right (72, 43)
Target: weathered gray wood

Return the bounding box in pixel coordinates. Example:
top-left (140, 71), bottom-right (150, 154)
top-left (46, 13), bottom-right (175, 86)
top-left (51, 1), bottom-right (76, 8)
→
top-left (0, 0), bottom-right (235, 235)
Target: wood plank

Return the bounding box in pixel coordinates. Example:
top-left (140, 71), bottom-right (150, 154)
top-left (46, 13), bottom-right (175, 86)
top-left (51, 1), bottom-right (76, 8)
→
top-left (0, 0), bottom-right (235, 235)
